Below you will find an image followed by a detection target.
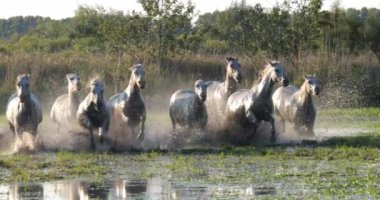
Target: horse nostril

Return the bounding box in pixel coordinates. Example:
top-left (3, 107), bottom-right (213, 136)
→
top-left (282, 78), bottom-right (289, 87)
top-left (315, 87), bottom-right (320, 95)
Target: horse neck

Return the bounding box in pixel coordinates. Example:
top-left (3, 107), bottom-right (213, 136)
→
top-left (223, 74), bottom-right (237, 96)
top-left (68, 88), bottom-right (80, 108)
top-left (125, 79), bottom-right (140, 99)
top-left (20, 94), bottom-right (32, 112)
top-left (298, 83), bottom-right (312, 105)
top-left (254, 75), bottom-right (274, 99)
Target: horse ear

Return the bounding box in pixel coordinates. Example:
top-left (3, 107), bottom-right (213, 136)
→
top-left (313, 74), bottom-right (316, 77)
top-left (26, 74), bottom-right (30, 79)
top-left (269, 61), bottom-right (275, 66)
top-left (226, 57), bottom-right (231, 62)
top-left (303, 75), bottom-right (308, 80)
top-left (66, 74), bottom-right (71, 80)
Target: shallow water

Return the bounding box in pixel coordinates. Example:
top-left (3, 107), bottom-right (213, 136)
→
top-left (0, 178), bottom-right (280, 199)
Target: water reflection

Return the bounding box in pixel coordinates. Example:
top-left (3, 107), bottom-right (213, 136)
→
top-left (0, 178), bottom-right (272, 199)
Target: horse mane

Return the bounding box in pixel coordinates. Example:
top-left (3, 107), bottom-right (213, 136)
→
top-left (87, 75), bottom-right (102, 88)
top-left (250, 61), bottom-right (278, 87)
top-left (131, 63), bottom-right (143, 71)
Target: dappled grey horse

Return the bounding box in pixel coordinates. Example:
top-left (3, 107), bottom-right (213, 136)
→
top-left (6, 74), bottom-right (43, 151)
top-left (169, 79), bottom-right (208, 131)
top-left (205, 57), bottom-right (242, 132)
top-left (50, 73), bottom-right (81, 132)
top-left (107, 64), bottom-right (146, 143)
top-left (272, 75), bottom-right (320, 135)
top-left (225, 61), bottom-right (289, 144)
top-left (77, 78), bottom-right (109, 150)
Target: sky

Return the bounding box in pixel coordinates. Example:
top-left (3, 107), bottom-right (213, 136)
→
top-left (0, 0), bottom-right (379, 20)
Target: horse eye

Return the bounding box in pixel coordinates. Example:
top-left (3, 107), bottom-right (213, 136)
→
top-left (70, 77), bottom-right (74, 81)
top-left (17, 83), bottom-right (21, 87)
top-left (308, 80), bottom-right (312, 84)
top-left (275, 69), bottom-right (279, 73)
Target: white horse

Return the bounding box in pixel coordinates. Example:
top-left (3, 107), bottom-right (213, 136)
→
top-left (6, 74), bottom-right (43, 152)
top-left (225, 61), bottom-right (289, 144)
top-left (107, 64), bottom-right (146, 147)
top-left (169, 79), bottom-right (208, 130)
top-left (273, 75), bottom-right (320, 135)
top-left (50, 73), bottom-right (81, 132)
top-left (205, 57), bottom-right (242, 132)
top-left (77, 78), bottom-right (109, 150)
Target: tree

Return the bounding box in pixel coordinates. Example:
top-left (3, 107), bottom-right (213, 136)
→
top-left (138, 0), bottom-right (195, 58)
top-left (365, 8), bottom-right (380, 60)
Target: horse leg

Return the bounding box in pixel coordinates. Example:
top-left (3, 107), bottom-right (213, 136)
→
top-left (89, 128), bottom-right (96, 150)
top-left (98, 127), bottom-right (104, 144)
top-left (57, 123), bottom-right (61, 134)
top-left (14, 126), bottom-right (22, 153)
top-left (136, 113), bottom-right (146, 141)
top-left (171, 118), bottom-right (176, 131)
top-left (246, 121), bottom-right (259, 143)
top-left (269, 116), bottom-right (276, 143)
top-left (9, 123), bottom-right (15, 135)
top-left (280, 118), bottom-right (286, 133)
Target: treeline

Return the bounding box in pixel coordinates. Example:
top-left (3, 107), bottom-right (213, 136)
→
top-left (0, 0), bottom-right (379, 59)
top-left (0, 0), bottom-right (379, 108)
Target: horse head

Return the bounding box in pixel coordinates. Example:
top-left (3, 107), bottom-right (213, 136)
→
top-left (16, 74), bottom-right (31, 103)
top-left (268, 60), bottom-right (289, 86)
top-left (89, 79), bottom-right (104, 110)
top-left (226, 57), bottom-right (242, 84)
top-left (194, 79), bottom-right (207, 102)
top-left (66, 73), bottom-right (81, 92)
top-left (303, 75), bottom-right (320, 96)
top-left (130, 64), bottom-right (146, 89)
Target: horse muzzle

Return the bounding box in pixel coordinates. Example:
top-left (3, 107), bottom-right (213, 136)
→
top-left (138, 81), bottom-right (146, 89)
top-left (234, 74), bottom-right (242, 83)
top-left (76, 83), bottom-right (82, 91)
top-left (314, 87), bottom-right (320, 96)
top-left (200, 94), bottom-right (207, 102)
top-left (281, 77), bottom-right (289, 87)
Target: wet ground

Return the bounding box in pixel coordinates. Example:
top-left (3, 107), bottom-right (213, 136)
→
top-left (0, 107), bottom-right (379, 199)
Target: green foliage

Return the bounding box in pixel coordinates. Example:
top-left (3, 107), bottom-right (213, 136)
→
top-left (0, 1), bottom-right (379, 106)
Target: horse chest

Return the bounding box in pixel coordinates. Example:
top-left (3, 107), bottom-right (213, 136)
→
top-left (123, 100), bottom-right (145, 123)
top-left (252, 100), bottom-right (272, 119)
top-left (86, 105), bottom-right (104, 128)
top-left (16, 104), bottom-right (35, 126)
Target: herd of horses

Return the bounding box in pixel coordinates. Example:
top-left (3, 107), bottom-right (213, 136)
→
top-left (4, 58), bottom-right (320, 152)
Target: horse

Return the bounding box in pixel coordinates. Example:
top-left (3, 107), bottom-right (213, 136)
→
top-left (50, 73), bottom-right (81, 132)
top-left (169, 79), bottom-right (208, 131)
top-left (225, 61), bottom-right (289, 144)
top-left (77, 78), bottom-right (109, 150)
top-left (205, 57), bottom-right (242, 134)
top-left (272, 75), bottom-right (320, 135)
top-left (6, 74), bottom-right (43, 152)
top-left (107, 64), bottom-right (146, 147)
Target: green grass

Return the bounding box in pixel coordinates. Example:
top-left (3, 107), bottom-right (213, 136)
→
top-left (316, 107), bottom-right (380, 132)
top-left (318, 107), bottom-right (380, 117)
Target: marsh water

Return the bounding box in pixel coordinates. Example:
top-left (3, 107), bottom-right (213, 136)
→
top-left (0, 178), bottom-right (278, 199)
top-left (0, 108), bottom-right (379, 199)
